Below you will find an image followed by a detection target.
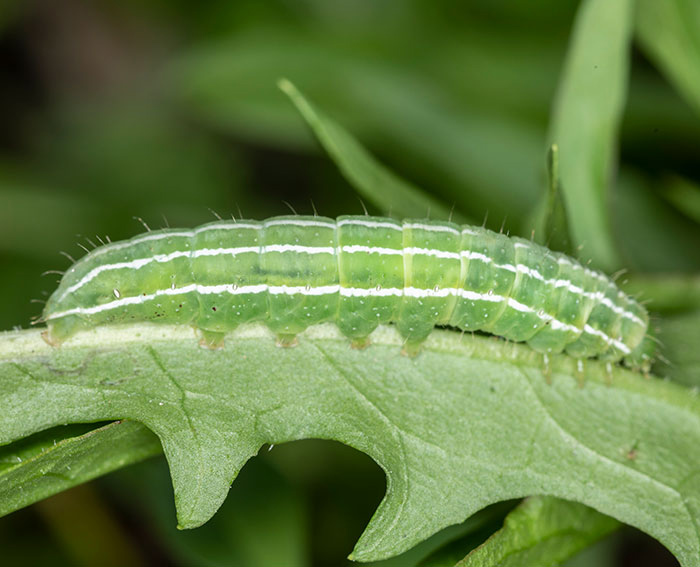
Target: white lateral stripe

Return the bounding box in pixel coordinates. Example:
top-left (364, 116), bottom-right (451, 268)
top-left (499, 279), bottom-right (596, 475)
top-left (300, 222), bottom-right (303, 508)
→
top-left (459, 289), bottom-right (501, 303)
top-left (462, 250), bottom-right (510, 265)
top-left (342, 246), bottom-right (460, 259)
top-left (583, 324), bottom-right (631, 354)
top-left (337, 219), bottom-right (402, 231)
top-left (341, 245), bottom-right (402, 255)
top-left (339, 287), bottom-right (401, 297)
top-left (49, 284), bottom-right (197, 319)
top-left (263, 244), bottom-right (335, 255)
top-left (264, 219), bottom-right (336, 229)
top-left (462, 251), bottom-right (644, 326)
top-left (46, 281), bottom-right (629, 352)
top-left (404, 247), bottom-right (460, 260)
top-left (198, 284), bottom-right (268, 295)
top-left (268, 285), bottom-right (340, 295)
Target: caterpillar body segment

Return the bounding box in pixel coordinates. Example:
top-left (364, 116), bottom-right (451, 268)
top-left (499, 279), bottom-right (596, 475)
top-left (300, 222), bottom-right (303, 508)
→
top-left (42, 215), bottom-right (651, 369)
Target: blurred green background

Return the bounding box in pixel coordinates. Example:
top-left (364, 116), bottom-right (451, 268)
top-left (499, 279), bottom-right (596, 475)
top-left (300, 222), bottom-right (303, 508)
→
top-left (1, 0), bottom-right (697, 565)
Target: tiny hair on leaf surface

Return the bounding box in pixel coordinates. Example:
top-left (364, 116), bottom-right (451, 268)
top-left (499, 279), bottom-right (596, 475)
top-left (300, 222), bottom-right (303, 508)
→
top-left (1, 324), bottom-right (699, 565)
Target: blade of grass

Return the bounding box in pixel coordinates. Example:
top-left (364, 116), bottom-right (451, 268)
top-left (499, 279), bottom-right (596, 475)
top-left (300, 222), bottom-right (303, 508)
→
top-left (548, 0), bottom-right (633, 271)
top-left (278, 78), bottom-right (467, 223)
top-left (636, 0), bottom-right (700, 117)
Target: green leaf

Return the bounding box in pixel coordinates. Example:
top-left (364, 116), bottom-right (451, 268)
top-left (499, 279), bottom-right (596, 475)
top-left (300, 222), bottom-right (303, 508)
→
top-left (278, 79), bottom-right (464, 222)
top-left (636, 0), bottom-right (700, 117)
top-left (455, 496), bottom-right (619, 567)
top-left (1, 324), bottom-right (700, 565)
top-left (548, 0), bottom-right (633, 271)
top-left (0, 421), bottom-right (161, 518)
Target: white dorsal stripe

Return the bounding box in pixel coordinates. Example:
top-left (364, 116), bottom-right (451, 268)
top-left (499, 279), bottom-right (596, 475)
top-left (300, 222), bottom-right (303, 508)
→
top-left (57, 250), bottom-right (193, 300)
top-left (264, 219), bottom-right (336, 230)
top-left (87, 231), bottom-right (194, 258)
top-left (46, 282), bottom-right (629, 354)
top-left (337, 219), bottom-right (402, 231)
top-left (196, 223), bottom-right (262, 232)
top-left (85, 223), bottom-right (263, 259)
top-left (194, 247), bottom-right (259, 257)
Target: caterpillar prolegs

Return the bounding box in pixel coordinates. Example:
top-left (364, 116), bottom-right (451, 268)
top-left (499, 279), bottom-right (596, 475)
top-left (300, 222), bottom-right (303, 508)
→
top-left (42, 216), bottom-right (652, 369)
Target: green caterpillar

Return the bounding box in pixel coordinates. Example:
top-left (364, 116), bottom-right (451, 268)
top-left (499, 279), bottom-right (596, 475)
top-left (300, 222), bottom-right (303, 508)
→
top-left (42, 215), bottom-right (652, 369)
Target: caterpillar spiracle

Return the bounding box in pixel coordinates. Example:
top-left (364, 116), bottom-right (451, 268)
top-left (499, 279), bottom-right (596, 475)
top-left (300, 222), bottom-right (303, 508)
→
top-left (41, 215), bottom-right (653, 369)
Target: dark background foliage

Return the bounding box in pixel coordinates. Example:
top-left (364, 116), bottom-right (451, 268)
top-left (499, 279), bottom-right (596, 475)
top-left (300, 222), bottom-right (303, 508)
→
top-left (1, 0), bottom-right (697, 565)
